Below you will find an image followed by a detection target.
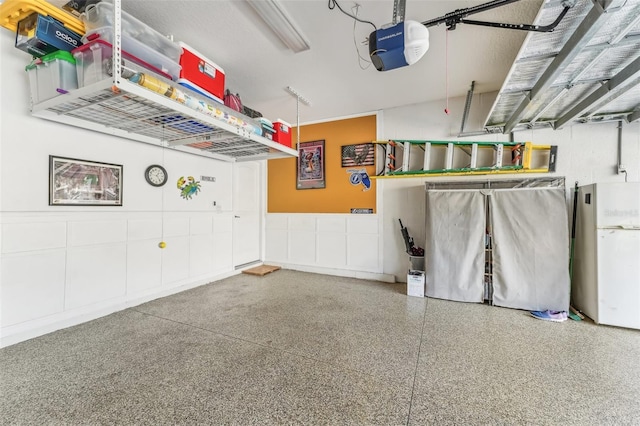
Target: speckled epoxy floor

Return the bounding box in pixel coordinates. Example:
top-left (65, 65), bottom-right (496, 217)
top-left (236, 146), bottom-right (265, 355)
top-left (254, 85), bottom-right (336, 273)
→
top-left (1, 270), bottom-right (639, 425)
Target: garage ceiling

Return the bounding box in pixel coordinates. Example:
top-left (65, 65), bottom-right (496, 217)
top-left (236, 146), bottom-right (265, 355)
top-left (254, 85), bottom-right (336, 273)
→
top-left (485, 0), bottom-right (640, 132)
top-left (42, 0), bottom-right (640, 132)
top-left (43, 0), bottom-right (540, 124)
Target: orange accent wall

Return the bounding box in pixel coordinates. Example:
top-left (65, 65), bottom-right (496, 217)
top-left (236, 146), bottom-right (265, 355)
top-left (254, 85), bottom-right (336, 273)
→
top-left (268, 115), bottom-right (377, 213)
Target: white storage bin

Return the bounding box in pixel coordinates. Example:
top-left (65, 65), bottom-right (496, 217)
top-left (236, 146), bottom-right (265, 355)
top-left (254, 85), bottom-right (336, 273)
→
top-left (25, 50), bottom-right (78, 104)
top-left (81, 2), bottom-right (182, 62)
top-left (72, 37), bottom-right (173, 87)
top-left (407, 270), bottom-right (425, 297)
top-left (81, 27), bottom-right (181, 80)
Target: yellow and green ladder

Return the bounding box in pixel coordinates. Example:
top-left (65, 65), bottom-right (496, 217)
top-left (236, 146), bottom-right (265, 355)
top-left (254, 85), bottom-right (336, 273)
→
top-left (373, 140), bottom-right (557, 178)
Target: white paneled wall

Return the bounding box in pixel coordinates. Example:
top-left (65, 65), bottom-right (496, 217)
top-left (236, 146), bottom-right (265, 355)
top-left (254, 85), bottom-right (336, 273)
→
top-left (265, 214), bottom-right (392, 281)
top-left (317, 215), bottom-right (347, 268)
top-left (0, 212), bottom-right (235, 346)
top-left (1, 250), bottom-right (66, 325)
top-left (65, 243), bottom-right (128, 310)
top-left (127, 240), bottom-right (163, 294)
top-left (0, 29), bottom-right (239, 347)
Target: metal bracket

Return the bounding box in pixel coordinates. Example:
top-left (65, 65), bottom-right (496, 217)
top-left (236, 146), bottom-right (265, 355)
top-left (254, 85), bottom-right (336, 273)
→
top-left (459, 81), bottom-right (475, 136)
top-left (392, 0), bottom-right (406, 25)
top-left (113, 0), bottom-right (122, 85)
top-left (422, 0), bottom-right (574, 32)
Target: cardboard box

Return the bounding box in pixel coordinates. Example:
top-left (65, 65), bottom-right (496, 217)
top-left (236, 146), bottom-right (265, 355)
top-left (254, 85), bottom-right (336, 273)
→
top-left (16, 13), bottom-right (83, 57)
top-left (407, 270), bottom-right (425, 297)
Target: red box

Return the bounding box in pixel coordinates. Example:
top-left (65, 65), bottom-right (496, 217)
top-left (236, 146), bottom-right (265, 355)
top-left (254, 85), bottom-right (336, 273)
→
top-left (178, 42), bottom-right (225, 101)
top-left (273, 119), bottom-right (292, 147)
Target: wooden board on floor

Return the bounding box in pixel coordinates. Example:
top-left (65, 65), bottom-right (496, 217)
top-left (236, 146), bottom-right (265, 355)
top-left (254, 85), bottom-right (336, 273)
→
top-left (242, 265), bottom-right (281, 276)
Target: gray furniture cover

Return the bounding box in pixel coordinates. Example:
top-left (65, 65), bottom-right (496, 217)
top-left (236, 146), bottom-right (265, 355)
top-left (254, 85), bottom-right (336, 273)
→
top-left (490, 188), bottom-right (570, 312)
top-left (425, 190), bottom-right (485, 303)
top-left (425, 186), bottom-right (570, 312)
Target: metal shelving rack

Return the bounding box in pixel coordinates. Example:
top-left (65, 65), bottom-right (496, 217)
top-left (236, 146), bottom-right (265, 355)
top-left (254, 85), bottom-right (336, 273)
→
top-left (29, 0), bottom-right (297, 163)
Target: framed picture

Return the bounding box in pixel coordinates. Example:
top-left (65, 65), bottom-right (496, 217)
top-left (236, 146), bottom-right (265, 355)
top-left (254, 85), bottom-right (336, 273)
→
top-left (49, 156), bottom-right (123, 206)
top-left (341, 143), bottom-right (374, 167)
top-left (297, 140), bottom-right (326, 189)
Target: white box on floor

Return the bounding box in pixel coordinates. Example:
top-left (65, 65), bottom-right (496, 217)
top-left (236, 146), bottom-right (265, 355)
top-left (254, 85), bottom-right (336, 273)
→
top-left (407, 270), bottom-right (425, 297)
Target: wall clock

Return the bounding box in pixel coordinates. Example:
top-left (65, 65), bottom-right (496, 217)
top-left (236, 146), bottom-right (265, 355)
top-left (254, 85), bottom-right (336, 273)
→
top-left (144, 164), bottom-right (168, 187)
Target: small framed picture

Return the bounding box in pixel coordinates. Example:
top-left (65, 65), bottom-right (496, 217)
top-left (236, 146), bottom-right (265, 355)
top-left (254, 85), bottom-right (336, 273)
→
top-left (49, 156), bottom-right (123, 206)
top-left (297, 140), bottom-right (326, 189)
top-left (341, 143), bottom-right (374, 167)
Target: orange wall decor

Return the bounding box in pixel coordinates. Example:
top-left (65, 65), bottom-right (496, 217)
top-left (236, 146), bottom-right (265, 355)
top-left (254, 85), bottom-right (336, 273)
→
top-left (267, 115), bottom-right (377, 213)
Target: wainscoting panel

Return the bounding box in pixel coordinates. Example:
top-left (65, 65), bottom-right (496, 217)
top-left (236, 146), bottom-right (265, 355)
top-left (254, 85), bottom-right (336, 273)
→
top-left (265, 214), bottom-right (381, 275)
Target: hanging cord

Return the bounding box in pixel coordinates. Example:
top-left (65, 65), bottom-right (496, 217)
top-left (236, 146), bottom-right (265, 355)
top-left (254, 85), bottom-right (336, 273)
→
top-left (328, 0), bottom-right (377, 30)
top-left (444, 29), bottom-right (450, 115)
top-left (352, 3), bottom-right (372, 70)
top-left (159, 125), bottom-right (167, 249)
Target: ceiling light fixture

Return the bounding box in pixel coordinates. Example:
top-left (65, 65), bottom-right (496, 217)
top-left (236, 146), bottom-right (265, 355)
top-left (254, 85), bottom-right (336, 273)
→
top-left (246, 0), bottom-right (310, 53)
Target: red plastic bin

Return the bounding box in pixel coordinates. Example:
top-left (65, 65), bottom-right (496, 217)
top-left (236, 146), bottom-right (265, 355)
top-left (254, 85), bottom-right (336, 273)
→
top-left (178, 42), bottom-right (225, 102)
top-left (273, 119), bottom-right (292, 148)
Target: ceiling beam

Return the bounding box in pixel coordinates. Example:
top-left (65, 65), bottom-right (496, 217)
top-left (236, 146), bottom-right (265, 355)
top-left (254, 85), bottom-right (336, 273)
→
top-left (628, 108), bottom-right (640, 123)
top-left (503, 0), bottom-right (623, 133)
top-left (554, 55), bottom-right (640, 129)
top-left (515, 34), bottom-right (640, 65)
top-left (500, 77), bottom-right (610, 95)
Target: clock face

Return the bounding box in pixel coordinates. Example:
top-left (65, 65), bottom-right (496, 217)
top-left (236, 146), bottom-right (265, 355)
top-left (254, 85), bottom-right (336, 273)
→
top-left (145, 165), bottom-right (168, 187)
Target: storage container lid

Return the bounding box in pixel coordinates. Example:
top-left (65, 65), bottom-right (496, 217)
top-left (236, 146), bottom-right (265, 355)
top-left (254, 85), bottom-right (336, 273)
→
top-left (275, 118), bottom-right (292, 127)
top-left (70, 36), bottom-right (173, 81)
top-left (25, 50), bottom-right (76, 71)
top-left (257, 117), bottom-right (273, 127)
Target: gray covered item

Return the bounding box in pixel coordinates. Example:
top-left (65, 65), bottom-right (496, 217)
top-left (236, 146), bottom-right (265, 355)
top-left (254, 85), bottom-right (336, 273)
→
top-left (490, 188), bottom-right (570, 312)
top-left (425, 190), bottom-right (485, 303)
top-left (424, 182), bottom-right (570, 313)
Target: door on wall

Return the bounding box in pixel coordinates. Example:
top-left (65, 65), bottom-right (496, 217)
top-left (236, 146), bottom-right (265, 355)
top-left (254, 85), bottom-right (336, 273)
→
top-left (233, 161), bottom-right (261, 267)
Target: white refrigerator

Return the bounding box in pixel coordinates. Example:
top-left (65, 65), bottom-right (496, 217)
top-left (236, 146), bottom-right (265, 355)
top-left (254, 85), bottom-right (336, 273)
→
top-left (572, 182), bottom-right (640, 329)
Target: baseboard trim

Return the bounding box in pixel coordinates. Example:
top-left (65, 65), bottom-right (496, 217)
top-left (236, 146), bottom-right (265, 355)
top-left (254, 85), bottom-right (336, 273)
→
top-left (0, 269), bottom-right (240, 348)
top-left (267, 262), bottom-right (396, 283)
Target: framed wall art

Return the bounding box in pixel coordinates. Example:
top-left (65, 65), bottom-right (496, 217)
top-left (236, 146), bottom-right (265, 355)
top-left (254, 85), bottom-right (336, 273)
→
top-left (341, 143), bottom-right (374, 167)
top-left (49, 156), bottom-right (123, 206)
top-left (297, 140), bottom-right (325, 189)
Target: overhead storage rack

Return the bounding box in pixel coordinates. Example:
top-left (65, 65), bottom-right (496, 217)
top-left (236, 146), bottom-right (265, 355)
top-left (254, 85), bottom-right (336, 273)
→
top-left (22, 0), bottom-right (297, 162)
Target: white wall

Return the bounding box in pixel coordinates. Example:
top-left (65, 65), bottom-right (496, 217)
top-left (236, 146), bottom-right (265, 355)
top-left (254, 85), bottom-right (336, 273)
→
top-left (380, 95), bottom-right (640, 281)
top-left (263, 112), bottom-right (392, 282)
top-left (0, 31), bottom-right (238, 347)
top-left (264, 213), bottom-right (392, 282)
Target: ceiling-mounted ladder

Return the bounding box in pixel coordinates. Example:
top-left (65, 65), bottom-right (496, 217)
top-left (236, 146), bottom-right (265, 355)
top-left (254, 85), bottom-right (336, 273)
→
top-left (372, 140), bottom-right (557, 178)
